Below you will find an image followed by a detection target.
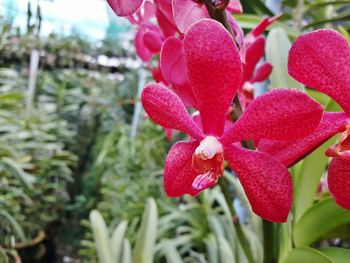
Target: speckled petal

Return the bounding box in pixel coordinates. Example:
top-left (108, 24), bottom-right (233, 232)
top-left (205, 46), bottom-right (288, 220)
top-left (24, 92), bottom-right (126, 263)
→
top-left (289, 29), bottom-right (350, 113)
top-left (328, 157), bottom-right (350, 210)
top-left (173, 0), bottom-right (208, 33)
top-left (164, 141), bottom-right (201, 197)
top-left (141, 83), bottom-right (204, 140)
top-left (221, 89), bottom-right (324, 144)
top-left (184, 19), bottom-right (242, 136)
top-left (224, 144), bottom-right (293, 222)
top-left (259, 112), bottom-right (349, 167)
top-left (227, 0), bottom-right (243, 13)
top-left (107, 0), bottom-right (143, 16)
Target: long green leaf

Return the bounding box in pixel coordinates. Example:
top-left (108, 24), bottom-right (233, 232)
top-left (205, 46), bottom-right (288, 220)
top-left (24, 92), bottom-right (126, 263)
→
top-left (218, 237), bottom-right (236, 263)
top-left (205, 234), bottom-right (219, 263)
top-left (281, 247), bottom-right (333, 263)
top-left (265, 28), bottom-right (304, 90)
top-left (294, 136), bottom-right (336, 221)
top-left (1, 157), bottom-right (36, 188)
top-left (121, 239), bottom-right (132, 263)
top-left (111, 220), bottom-right (128, 263)
top-left (0, 210), bottom-right (27, 242)
top-left (0, 246), bottom-right (9, 263)
top-left (293, 198), bottom-right (350, 247)
top-left (133, 198), bottom-right (158, 263)
top-left (338, 26), bottom-right (350, 43)
top-left (163, 240), bottom-right (183, 263)
top-left (89, 210), bottom-right (113, 263)
top-left (319, 248), bottom-right (350, 263)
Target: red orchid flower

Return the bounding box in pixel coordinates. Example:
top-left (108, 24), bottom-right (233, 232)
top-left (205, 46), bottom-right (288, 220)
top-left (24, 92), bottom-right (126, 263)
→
top-left (239, 15), bottom-right (280, 108)
top-left (173, 0), bottom-right (242, 33)
top-left (141, 19), bottom-right (324, 222)
top-left (259, 29), bottom-right (350, 210)
top-left (107, 0), bottom-right (144, 16)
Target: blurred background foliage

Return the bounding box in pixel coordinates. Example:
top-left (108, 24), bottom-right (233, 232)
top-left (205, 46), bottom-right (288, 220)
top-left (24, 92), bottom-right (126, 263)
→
top-left (0, 0), bottom-right (349, 262)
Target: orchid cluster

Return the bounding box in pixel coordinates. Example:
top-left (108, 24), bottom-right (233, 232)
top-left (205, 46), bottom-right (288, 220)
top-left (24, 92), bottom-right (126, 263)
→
top-left (107, 0), bottom-right (350, 223)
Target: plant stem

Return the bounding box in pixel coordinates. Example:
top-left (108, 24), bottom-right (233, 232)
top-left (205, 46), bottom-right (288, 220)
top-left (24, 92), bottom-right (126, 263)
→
top-left (203, 2), bottom-right (277, 263)
top-left (219, 178), bottom-right (256, 263)
top-left (263, 219), bottom-right (278, 263)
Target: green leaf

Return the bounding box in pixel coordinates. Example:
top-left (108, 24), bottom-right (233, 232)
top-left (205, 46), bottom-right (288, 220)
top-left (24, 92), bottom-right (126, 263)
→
top-left (0, 247), bottom-right (8, 263)
top-left (89, 210), bottom-right (113, 263)
top-left (218, 237), bottom-right (236, 263)
top-left (121, 239), bottom-right (132, 263)
top-left (279, 219), bottom-right (293, 261)
top-left (205, 234), bottom-right (219, 263)
top-left (1, 157), bottom-right (36, 188)
top-left (338, 26), bottom-right (350, 43)
top-left (319, 248), bottom-right (350, 263)
top-left (245, 0), bottom-right (274, 16)
top-left (0, 210), bottom-right (27, 242)
top-left (111, 220), bottom-right (128, 263)
top-left (293, 198), bottom-right (350, 247)
top-left (281, 247), bottom-right (333, 263)
top-left (294, 136), bottom-right (337, 221)
top-left (266, 28), bottom-right (304, 90)
top-left (0, 92), bottom-right (23, 101)
top-left (162, 240), bottom-right (183, 263)
top-left (133, 198), bottom-right (158, 263)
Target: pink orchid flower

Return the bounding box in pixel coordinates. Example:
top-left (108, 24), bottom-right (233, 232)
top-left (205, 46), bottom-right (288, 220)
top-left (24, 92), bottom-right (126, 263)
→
top-left (173, 0), bottom-right (242, 33)
top-left (141, 19), bottom-right (324, 222)
top-left (107, 0), bottom-right (144, 16)
top-left (259, 29), bottom-right (350, 211)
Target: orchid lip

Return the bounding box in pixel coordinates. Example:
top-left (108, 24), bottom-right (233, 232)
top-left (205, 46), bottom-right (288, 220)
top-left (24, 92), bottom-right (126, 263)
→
top-left (195, 136), bottom-right (224, 160)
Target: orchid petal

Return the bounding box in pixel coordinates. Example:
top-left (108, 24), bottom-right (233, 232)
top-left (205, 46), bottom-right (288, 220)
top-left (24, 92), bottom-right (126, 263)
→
top-left (173, 0), bottom-right (208, 33)
top-left (171, 83), bottom-right (197, 108)
top-left (164, 141), bottom-right (201, 197)
top-left (251, 15), bottom-right (281, 38)
top-left (143, 30), bottom-right (163, 53)
top-left (160, 37), bottom-right (188, 86)
top-left (107, 0), bottom-right (143, 16)
top-left (184, 19), bottom-right (242, 136)
top-left (328, 157), bottom-right (350, 210)
top-left (156, 8), bottom-right (177, 37)
top-left (227, 0), bottom-right (243, 13)
top-left (251, 62), bottom-right (273, 83)
top-left (288, 29), bottom-right (350, 113)
top-left (243, 37), bottom-right (265, 82)
top-left (142, 0), bottom-right (156, 22)
top-left (224, 144), bottom-right (292, 222)
top-left (259, 112), bottom-right (349, 167)
top-left (141, 83), bottom-right (204, 140)
top-left (221, 89), bottom-right (324, 144)
top-left (326, 132), bottom-right (350, 161)
top-left (135, 27), bottom-right (153, 62)
top-left (154, 0), bottom-right (174, 24)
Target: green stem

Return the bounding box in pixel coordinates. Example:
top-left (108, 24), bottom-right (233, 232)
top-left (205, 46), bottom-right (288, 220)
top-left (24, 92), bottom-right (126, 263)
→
top-left (219, 178), bottom-right (256, 263)
top-left (263, 219), bottom-right (278, 263)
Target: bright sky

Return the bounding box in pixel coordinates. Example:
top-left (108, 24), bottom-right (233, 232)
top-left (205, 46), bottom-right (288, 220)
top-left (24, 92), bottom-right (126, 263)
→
top-left (0, 0), bottom-right (129, 40)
